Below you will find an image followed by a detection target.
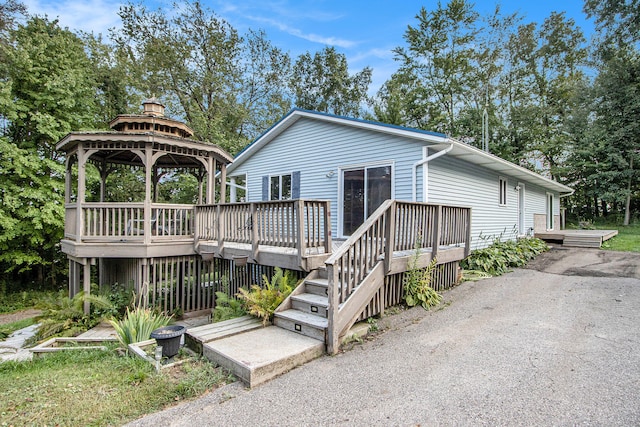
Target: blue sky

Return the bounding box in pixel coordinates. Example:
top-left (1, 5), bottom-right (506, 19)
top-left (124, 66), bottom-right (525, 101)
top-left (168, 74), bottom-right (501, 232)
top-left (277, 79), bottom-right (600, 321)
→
top-left (22, 0), bottom-right (595, 93)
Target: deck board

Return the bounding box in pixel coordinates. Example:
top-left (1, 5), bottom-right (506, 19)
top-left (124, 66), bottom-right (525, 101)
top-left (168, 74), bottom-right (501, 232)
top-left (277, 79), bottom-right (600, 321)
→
top-left (535, 229), bottom-right (618, 248)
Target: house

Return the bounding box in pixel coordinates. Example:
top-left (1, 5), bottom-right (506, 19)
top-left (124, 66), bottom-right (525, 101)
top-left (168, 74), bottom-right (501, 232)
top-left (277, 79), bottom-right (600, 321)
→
top-left (56, 104), bottom-right (570, 354)
top-left (225, 108), bottom-right (574, 248)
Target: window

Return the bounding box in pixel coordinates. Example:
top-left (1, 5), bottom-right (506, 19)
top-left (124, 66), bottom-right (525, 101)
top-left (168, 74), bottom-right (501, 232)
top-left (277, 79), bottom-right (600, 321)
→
top-left (270, 174), bottom-right (292, 200)
top-left (547, 192), bottom-right (555, 230)
top-left (342, 164), bottom-right (392, 236)
top-left (499, 177), bottom-right (508, 206)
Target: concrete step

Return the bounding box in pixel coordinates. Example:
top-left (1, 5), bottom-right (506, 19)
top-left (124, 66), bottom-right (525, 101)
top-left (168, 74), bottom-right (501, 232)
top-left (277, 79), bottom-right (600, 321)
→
top-left (305, 278), bottom-right (329, 296)
top-left (186, 316), bottom-right (263, 354)
top-left (291, 293), bottom-right (328, 317)
top-left (202, 326), bottom-right (324, 388)
top-left (274, 309), bottom-right (327, 342)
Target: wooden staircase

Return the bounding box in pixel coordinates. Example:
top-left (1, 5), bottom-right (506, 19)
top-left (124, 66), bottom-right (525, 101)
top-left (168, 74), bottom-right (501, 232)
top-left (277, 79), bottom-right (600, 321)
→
top-left (273, 269), bottom-right (330, 343)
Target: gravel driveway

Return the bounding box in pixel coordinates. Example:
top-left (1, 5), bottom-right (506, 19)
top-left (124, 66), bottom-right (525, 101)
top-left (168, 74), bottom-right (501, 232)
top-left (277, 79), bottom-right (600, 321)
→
top-left (128, 247), bottom-right (640, 426)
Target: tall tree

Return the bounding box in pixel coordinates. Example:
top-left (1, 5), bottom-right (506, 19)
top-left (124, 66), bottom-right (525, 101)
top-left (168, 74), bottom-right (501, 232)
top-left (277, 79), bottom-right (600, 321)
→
top-left (290, 46), bottom-right (372, 117)
top-left (114, 1), bottom-right (292, 154)
top-left (0, 17), bottom-right (98, 287)
top-left (390, 0), bottom-right (479, 135)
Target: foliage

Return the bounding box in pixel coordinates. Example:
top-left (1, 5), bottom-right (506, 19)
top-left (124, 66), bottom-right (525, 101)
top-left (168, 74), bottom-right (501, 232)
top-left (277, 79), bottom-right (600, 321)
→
top-left (402, 242), bottom-right (441, 310)
top-left (237, 267), bottom-right (297, 325)
top-left (0, 289), bottom-right (54, 314)
top-left (0, 347), bottom-right (232, 426)
top-left (290, 46), bottom-right (372, 117)
top-left (212, 276), bottom-right (246, 322)
top-left (113, 0), bottom-right (291, 153)
top-left (35, 291), bottom-right (114, 340)
top-left (460, 237), bottom-right (549, 276)
top-left (109, 305), bottom-right (172, 347)
top-left (93, 282), bottom-right (135, 320)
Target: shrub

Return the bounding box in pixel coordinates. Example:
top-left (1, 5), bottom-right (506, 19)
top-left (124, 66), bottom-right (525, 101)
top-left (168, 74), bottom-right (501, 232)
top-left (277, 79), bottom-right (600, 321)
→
top-left (35, 291), bottom-right (114, 340)
top-left (237, 267), bottom-right (297, 325)
top-left (460, 237), bottom-right (549, 276)
top-left (403, 243), bottom-right (441, 310)
top-left (109, 306), bottom-right (172, 347)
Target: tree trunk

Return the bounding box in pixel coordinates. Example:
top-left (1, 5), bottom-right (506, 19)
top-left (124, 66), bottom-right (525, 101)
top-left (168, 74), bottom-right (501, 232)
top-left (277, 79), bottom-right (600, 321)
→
top-left (624, 156), bottom-right (633, 226)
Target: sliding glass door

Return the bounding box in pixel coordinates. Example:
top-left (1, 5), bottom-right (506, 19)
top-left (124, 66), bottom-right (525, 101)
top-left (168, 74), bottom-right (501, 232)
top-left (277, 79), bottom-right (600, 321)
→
top-left (342, 165), bottom-right (391, 236)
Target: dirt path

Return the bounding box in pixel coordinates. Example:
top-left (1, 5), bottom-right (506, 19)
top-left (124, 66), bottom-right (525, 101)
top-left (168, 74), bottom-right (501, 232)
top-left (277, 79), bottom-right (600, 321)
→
top-left (0, 309), bottom-right (41, 326)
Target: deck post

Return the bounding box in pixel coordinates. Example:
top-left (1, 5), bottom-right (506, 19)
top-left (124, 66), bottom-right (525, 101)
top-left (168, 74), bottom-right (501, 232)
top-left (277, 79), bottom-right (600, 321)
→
top-left (75, 144), bottom-right (85, 243)
top-left (193, 205), bottom-right (200, 247)
top-left (83, 261), bottom-right (91, 315)
top-left (324, 201), bottom-right (332, 254)
top-left (432, 205), bottom-right (442, 258)
top-left (296, 200), bottom-right (306, 269)
top-left (326, 263), bottom-right (340, 354)
top-left (464, 208), bottom-right (472, 257)
top-left (216, 204), bottom-right (224, 256)
top-left (383, 201), bottom-right (396, 274)
top-left (250, 203), bottom-right (259, 261)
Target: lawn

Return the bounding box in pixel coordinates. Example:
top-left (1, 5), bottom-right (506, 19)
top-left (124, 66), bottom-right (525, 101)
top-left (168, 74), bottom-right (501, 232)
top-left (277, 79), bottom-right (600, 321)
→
top-left (598, 223), bottom-right (640, 252)
top-left (0, 346), bottom-right (233, 426)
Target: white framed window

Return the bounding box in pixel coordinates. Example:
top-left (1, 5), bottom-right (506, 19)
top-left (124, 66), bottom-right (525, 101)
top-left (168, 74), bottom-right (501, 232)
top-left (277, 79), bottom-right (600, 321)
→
top-left (269, 174), bottom-right (292, 200)
top-left (340, 162), bottom-right (393, 236)
top-left (499, 177), bottom-right (508, 206)
top-left (546, 192), bottom-right (555, 230)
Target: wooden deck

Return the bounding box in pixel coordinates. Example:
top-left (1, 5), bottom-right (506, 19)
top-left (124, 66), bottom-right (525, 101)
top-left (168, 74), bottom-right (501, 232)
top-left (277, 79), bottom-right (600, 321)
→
top-left (535, 229), bottom-right (618, 248)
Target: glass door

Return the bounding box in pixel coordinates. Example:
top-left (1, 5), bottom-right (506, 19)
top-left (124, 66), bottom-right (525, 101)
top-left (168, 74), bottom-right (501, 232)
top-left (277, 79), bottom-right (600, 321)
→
top-left (342, 165), bottom-right (391, 236)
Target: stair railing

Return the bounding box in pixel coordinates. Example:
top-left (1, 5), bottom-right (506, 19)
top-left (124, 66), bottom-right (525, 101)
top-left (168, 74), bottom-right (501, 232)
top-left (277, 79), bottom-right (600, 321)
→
top-left (326, 200), bottom-right (393, 354)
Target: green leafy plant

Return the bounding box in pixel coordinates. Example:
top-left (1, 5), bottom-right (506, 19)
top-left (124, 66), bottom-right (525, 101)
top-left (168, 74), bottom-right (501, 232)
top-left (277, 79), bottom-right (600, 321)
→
top-left (109, 306), bottom-right (172, 347)
top-left (461, 237), bottom-right (549, 276)
top-left (212, 275), bottom-right (247, 322)
top-left (213, 292), bottom-right (247, 322)
top-left (35, 291), bottom-right (114, 340)
top-left (237, 267), bottom-right (297, 325)
top-left (403, 240), bottom-right (441, 310)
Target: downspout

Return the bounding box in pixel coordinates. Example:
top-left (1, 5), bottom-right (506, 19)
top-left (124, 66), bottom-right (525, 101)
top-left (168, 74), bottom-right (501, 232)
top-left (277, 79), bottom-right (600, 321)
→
top-left (412, 140), bottom-right (453, 202)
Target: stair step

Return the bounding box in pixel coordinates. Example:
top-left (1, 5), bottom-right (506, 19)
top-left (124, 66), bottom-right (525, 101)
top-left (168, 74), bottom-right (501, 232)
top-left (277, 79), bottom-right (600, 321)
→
top-left (291, 293), bottom-right (328, 317)
top-left (305, 278), bottom-right (329, 296)
top-left (274, 309), bottom-right (327, 341)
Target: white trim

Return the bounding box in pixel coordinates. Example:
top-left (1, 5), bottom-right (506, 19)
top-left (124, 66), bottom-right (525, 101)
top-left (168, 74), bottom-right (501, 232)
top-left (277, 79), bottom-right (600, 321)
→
top-left (268, 172), bottom-right (293, 201)
top-left (517, 182), bottom-right (526, 235)
top-left (546, 192), bottom-right (555, 231)
top-left (338, 161), bottom-right (395, 238)
top-left (498, 176), bottom-right (508, 206)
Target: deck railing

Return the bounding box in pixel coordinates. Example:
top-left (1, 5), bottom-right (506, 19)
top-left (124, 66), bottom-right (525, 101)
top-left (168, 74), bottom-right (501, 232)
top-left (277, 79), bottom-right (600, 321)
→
top-left (326, 200), bottom-right (471, 353)
top-left (194, 199), bottom-right (331, 260)
top-left (65, 203), bottom-right (195, 242)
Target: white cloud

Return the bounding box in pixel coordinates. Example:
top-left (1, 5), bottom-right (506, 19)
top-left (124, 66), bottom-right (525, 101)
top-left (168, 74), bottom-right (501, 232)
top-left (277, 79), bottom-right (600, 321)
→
top-left (23, 0), bottom-right (123, 36)
top-left (247, 15), bottom-right (357, 48)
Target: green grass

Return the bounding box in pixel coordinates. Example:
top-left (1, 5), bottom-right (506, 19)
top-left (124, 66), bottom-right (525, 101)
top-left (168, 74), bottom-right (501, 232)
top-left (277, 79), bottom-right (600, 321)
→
top-left (566, 219), bottom-right (640, 252)
top-left (600, 223), bottom-right (640, 252)
top-left (0, 347), bottom-right (234, 426)
top-left (0, 317), bottom-right (35, 339)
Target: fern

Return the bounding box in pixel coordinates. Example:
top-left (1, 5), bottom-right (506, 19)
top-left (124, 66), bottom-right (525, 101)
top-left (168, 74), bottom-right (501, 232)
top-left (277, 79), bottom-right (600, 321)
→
top-left (35, 291), bottom-right (113, 340)
top-left (237, 267), bottom-right (297, 325)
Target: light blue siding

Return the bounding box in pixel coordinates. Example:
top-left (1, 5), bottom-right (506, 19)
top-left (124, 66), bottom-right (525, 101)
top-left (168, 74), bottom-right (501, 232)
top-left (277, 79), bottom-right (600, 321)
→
top-left (229, 116), bottom-right (561, 246)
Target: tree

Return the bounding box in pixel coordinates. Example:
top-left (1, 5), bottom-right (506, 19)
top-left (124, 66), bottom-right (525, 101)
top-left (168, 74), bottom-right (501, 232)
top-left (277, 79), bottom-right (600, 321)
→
top-left (0, 17), bottom-right (99, 287)
top-left (390, 0), bottom-right (479, 135)
top-left (290, 46), bottom-right (372, 117)
top-left (114, 1), bottom-right (292, 154)
top-left (584, 0), bottom-right (640, 47)
top-left (588, 49), bottom-right (640, 225)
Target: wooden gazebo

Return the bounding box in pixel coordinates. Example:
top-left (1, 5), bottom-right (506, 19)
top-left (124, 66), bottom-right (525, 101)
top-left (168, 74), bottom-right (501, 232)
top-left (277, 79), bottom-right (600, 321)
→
top-left (56, 99), bottom-right (233, 313)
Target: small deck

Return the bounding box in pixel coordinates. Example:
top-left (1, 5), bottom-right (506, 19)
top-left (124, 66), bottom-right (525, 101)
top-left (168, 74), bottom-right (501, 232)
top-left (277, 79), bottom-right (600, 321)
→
top-left (535, 229), bottom-right (618, 248)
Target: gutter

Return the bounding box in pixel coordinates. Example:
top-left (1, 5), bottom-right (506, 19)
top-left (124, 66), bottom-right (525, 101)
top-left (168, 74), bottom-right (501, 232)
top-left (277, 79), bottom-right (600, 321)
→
top-left (412, 141), bottom-right (454, 202)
